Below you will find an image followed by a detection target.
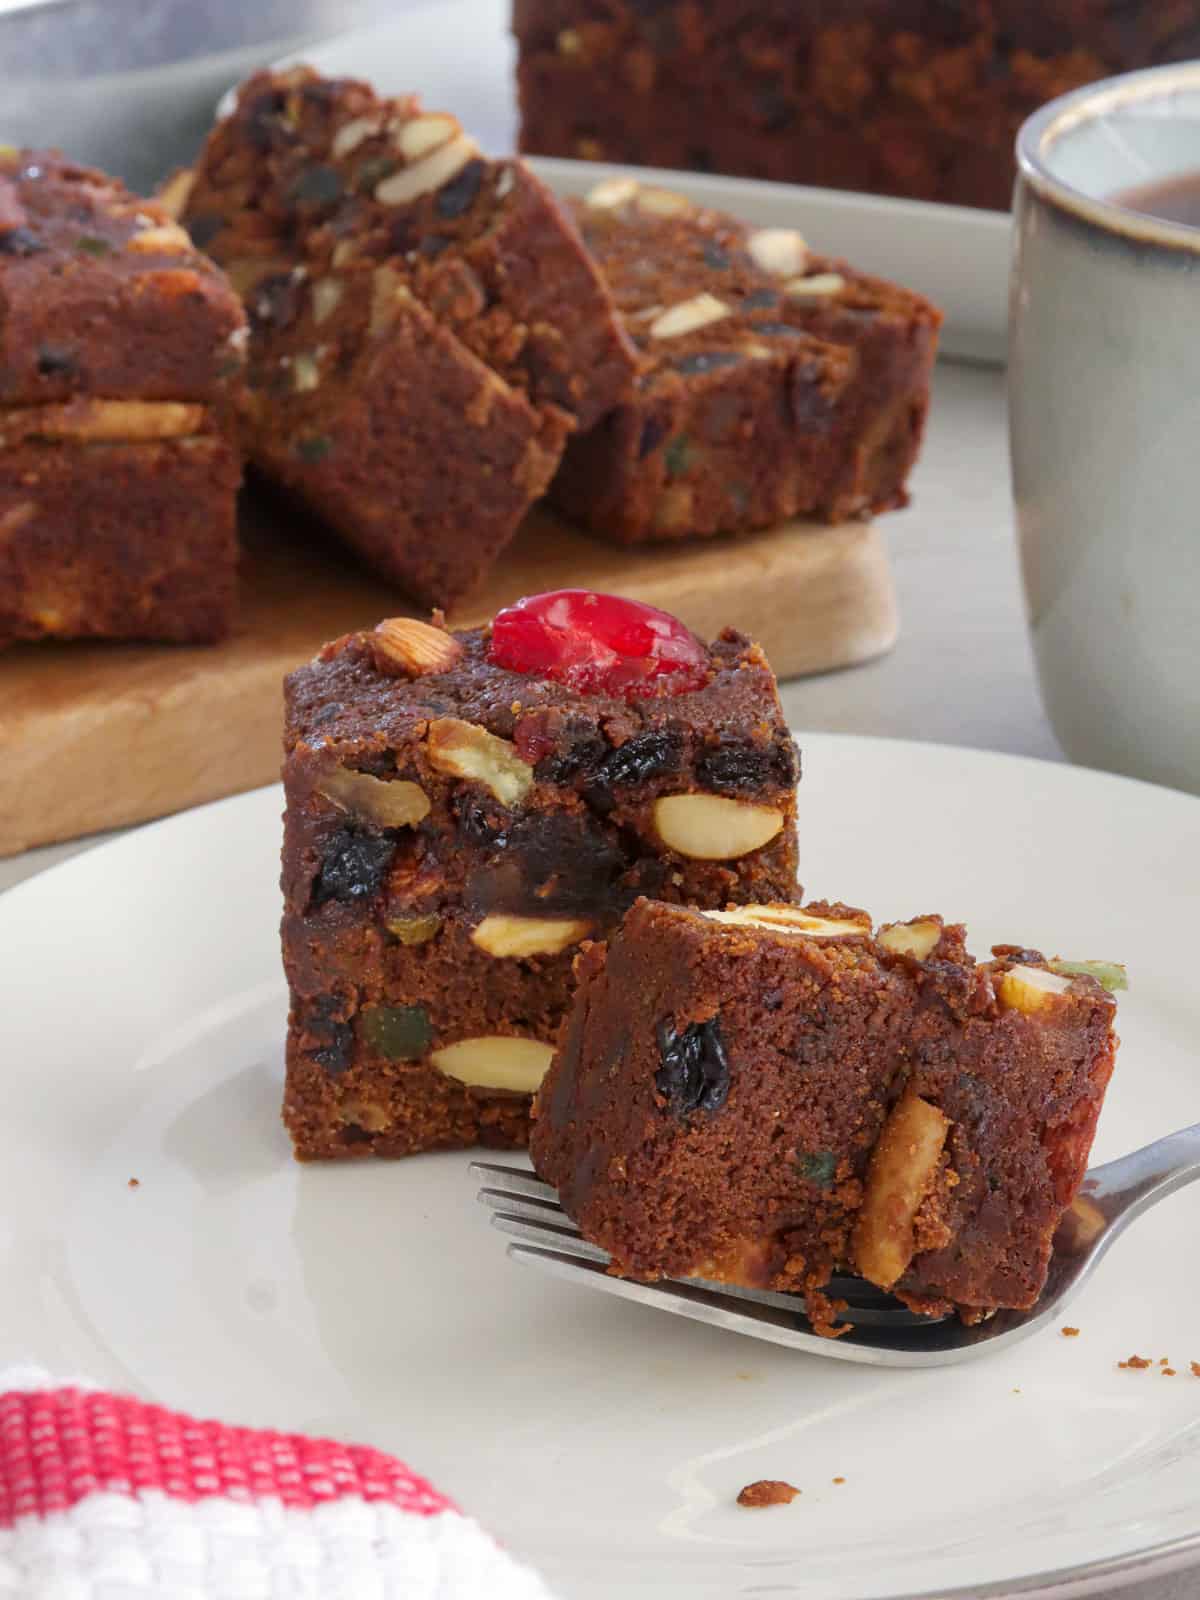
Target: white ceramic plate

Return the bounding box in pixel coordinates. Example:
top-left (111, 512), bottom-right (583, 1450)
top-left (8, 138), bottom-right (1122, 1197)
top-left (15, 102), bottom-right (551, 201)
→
top-left (285, 0), bottom-right (1011, 363)
top-left (3, 734), bottom-right (1200, 1600)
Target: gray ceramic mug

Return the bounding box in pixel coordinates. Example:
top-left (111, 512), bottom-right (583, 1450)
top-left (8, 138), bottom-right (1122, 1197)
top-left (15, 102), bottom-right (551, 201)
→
top-left (1010, 64), bottom-right (1200, 794)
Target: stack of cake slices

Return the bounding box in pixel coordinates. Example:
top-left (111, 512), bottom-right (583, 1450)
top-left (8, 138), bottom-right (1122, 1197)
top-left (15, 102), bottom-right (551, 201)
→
top-left (0, 151), bottom-right (246, 648)
top-left (175, 67), bottom-right (637, 607)
top-left (175, 67), bottom-right (941, 609)
top-left (2, 68), bottom-right (942, 644)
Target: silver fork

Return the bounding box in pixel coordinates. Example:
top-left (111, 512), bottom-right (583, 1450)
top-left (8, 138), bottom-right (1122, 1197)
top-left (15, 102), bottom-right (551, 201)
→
top-left (471, 1123), bottom-right (1200, 1368)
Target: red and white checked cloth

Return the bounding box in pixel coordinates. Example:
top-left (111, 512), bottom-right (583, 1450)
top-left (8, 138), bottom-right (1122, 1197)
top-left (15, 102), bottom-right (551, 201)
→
top-left (0, 1368), bottom-right (553, 1598)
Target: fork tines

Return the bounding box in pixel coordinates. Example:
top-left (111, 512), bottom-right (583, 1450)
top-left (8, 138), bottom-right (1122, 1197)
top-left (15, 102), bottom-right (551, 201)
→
top-left (470, 1160), bottom-right (957, 1364)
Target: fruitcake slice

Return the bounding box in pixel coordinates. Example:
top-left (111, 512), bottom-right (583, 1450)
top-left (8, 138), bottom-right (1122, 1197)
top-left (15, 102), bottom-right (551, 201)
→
top-left (0, 148), bottom-right (245, 646)
top-left (176, 68), bottom-right (638, 606)
top-left (0, 149), bottom-right (245, 411)
top-left (550, 178), bottom-right (941, 542)
top-left (0, 403), bottom-right (238, 646)
top-left (531, 898), bottom-right (1119, 1330)
top-left (280, 590), bottom-right (800, 1161)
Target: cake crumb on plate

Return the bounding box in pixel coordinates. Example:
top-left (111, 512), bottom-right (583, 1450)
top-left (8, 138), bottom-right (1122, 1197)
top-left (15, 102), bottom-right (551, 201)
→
top-left (737, 1480), bottom-right (800, 1508)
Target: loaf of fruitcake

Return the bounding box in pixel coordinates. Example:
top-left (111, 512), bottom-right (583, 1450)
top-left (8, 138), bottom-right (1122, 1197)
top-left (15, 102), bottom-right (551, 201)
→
top-left (280, 590), bottom-right (800, 1161)
top-left (531, 898), bottom-right (1121, 1329)
top-left (514, 0), bottom-right (1200, 211)
top-left (176, 68), bottom-right (637, 607)
top-left (0, 149), bottom-right (245, 647)
top-left (548, 177), bottom-right (940, 542)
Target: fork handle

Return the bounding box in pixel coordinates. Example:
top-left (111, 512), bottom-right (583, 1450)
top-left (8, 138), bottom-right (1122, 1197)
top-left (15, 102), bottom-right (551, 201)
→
top-left (1082, 1121), bottom-right (1200, 1220)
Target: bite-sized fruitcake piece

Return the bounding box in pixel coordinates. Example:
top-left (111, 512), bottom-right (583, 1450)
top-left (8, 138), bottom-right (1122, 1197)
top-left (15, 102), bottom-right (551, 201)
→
top-left (176, 68), bottom-right (637, 606)
top-left (549, 178), bottom-right (941, 542)
top-left (532, 898), bottom-right (1120, 1330)
top-left (280, 590), bottom-right (800, 1161)
top-left (0, 148), bottom-right (245, 647)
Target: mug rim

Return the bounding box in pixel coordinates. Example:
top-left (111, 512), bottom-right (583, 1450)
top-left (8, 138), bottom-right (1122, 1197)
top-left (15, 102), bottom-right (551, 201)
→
top-left (1016, 59), bottom-right (1200, 253)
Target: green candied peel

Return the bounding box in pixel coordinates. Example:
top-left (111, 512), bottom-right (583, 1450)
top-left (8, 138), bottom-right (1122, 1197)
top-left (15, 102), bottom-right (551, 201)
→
top-left (663, 435), bottom-right (693, 479)
top-left (356, 155), bottom-right (398, 193)
top-left (796, 1150), bottom-right (837, 1189)
top-left (1049, 959), bottom-right (1129, 993)
top-left (75, 234), bottom-right (112, 256)
top-left (295, 434), bottom-right (333, 463)
top-left (361, 1004), bottom-right (433, 1061)
top-left (288, 165), bottom-right (343, 206)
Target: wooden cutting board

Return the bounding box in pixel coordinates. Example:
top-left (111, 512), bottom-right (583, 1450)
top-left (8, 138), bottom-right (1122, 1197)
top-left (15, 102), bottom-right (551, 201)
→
top-left (0, 498), bottom-right (898, 857)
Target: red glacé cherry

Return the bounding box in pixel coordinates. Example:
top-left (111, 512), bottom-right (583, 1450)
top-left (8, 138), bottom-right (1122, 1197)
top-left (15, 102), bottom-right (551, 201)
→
top-left (489, 590), bottom-right (709, 698)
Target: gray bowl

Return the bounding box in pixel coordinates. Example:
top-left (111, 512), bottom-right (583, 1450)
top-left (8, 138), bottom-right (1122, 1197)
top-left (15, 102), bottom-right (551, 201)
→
top-left (1, 0), bottom-right (399, 191)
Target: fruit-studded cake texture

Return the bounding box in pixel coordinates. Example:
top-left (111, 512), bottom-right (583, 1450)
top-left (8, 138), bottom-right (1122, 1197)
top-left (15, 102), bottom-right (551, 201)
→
top-left (178, 68), bottom-right (637, 607)
top-left (548, 179), bottom-right (940, 543)
top-left (531, 899), bottom-right (1120, 1329)
top-left (514, 0), bottom-right (1200, 211)
top-left (0, 149), bottom-right (246, 647)
top-left (280, 594), bottom-right (801, 1160)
